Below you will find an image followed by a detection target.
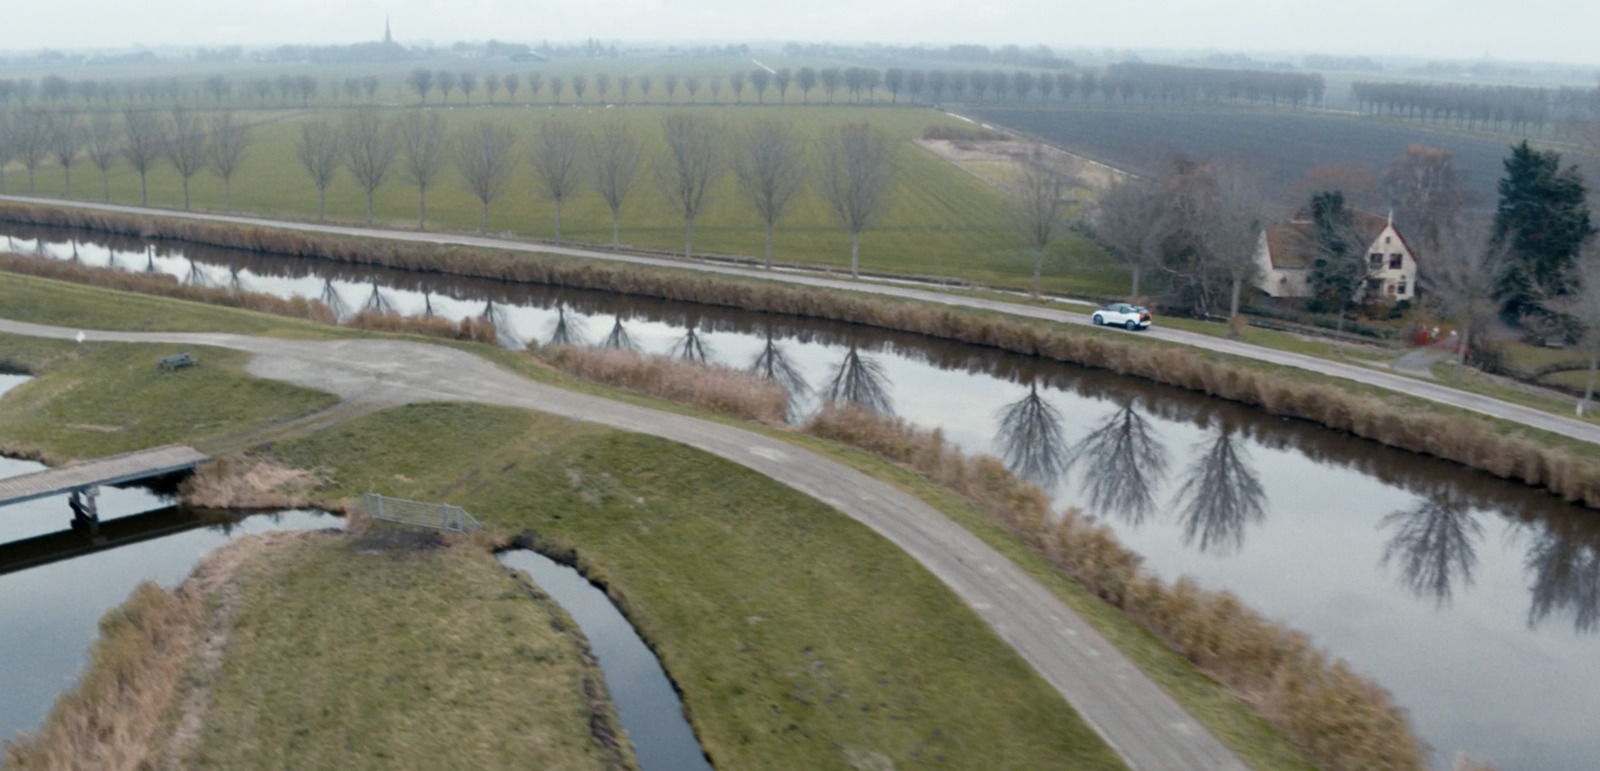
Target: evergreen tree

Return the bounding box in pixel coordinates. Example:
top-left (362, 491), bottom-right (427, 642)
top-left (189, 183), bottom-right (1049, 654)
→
top-left (1493, 141), bottom-right (1594, 318)
top-left (1307, 191), bottom-right (1366, 315)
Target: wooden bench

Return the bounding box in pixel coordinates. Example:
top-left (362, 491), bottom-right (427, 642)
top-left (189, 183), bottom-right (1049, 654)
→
top-left (157, 353), bottom-right (198, 371)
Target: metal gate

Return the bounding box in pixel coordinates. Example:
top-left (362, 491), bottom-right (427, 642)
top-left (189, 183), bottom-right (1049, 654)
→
top-left (361, 492), bottom-right (482, 533)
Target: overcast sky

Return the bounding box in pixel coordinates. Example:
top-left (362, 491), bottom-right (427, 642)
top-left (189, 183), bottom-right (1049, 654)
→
top-left (5, 0), bottom-right (1599, 67)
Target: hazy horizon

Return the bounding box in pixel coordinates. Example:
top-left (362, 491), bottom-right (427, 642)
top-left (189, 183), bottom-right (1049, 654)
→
top-left (2, 0), bottom-right (1599, 69)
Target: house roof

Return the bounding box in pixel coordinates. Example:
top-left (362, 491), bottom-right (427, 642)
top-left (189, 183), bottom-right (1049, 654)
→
top-left (1262, 210), bottom-right (1397, 271)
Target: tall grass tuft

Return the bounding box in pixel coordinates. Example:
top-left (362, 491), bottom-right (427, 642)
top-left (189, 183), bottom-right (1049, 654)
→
top-left (534, 345), bottom-right (789, 425)
top-left (806, 405), bottom-right (1429, 771)
top-left (5, 201), bottom-right (1598, 508)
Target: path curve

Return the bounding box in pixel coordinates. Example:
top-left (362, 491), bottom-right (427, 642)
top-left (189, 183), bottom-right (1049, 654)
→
top-left (0, 317), bottom-right (1246, 771)
top-left (4, 195), bottom-right (1599, 446)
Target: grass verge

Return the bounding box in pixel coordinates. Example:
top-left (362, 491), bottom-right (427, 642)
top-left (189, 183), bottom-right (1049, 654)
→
top-left (264, 402), bottom-right (1128, 771)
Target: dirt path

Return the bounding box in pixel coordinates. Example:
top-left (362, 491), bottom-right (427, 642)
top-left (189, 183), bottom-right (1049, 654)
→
top-left (0, 317), bottom-right (1245, 771)
top-left (3, 194), bottom-right (1596, 448)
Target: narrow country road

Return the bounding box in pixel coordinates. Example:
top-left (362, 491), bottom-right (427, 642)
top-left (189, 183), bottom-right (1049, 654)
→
top-left (0, 317), bottom-right (1246, 771)
top-left (4, 195), bottom-right (1600, 446)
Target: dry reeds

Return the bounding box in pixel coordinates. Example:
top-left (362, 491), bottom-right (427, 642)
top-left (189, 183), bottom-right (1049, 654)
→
top-left (5, 202), bottom-right (1598, 507)
top-left (534, 345), bottom-right (789, 425)
top-left (180, 456), bottom-right (322, 509)
top-left (805, 406), bottom-right (1428, 771)
top-left (0, 582), bottom-right (200, 771)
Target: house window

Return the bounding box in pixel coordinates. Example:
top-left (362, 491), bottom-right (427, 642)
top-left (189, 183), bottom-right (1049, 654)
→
top-left (1369, 253), bottom-right (1383, 267)
top-left (1367, 278), bottom-right (1383, 293)
top-left (1386, 284), bottom-right (1396, 295)
top-left (1389, 253), bottom-right (1403, 269)
top-left (1385, 235), bottom-right (1392, 245)
top-left (1397, 282), bottom-right (1408, 295)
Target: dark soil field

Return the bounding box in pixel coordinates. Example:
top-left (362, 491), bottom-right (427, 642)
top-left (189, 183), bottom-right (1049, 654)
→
top-left (967, 107), bottom-right (1553, 210)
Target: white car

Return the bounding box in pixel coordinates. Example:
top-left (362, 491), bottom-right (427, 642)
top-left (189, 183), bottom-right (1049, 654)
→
top-left (1091, 303), bottom-right (1152, 330)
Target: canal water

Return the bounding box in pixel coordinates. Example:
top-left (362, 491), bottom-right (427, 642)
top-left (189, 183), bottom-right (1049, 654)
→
top-left (4, 225), bottom-right (1597, 769)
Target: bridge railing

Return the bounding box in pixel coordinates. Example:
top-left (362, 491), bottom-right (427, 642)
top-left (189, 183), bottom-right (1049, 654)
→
top-left (361, 492), bottom-right (482, 533)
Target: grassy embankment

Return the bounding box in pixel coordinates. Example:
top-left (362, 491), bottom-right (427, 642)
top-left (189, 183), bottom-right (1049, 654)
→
top-left (1, 530), bottom-right (637, 771)
top-left (0, 103), bottom-right (1131, 298)
top-left (1, 272), bottom-right (1352, 769)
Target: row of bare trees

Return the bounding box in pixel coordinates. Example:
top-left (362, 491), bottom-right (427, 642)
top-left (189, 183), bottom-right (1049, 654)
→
top-left (286, 111), bottom-right (898, 274)
top-left (0, 106), bottom-right (252, 210)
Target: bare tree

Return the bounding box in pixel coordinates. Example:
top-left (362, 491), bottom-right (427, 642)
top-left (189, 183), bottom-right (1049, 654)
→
top-left (750, 69), bottom-right (771, 103)
top-left (166, 107), bottom-right (209, 210)
top-left (1381, 490), bottom-right (1483, 606)
top-left (503, 73), bottom-right (521, 103)
top-left (363, 75), bottom-right (380, 102)
top-left (820, 68), bottom-right (842, 103)
top-left (12, 109), bottom-right (49, 191)
top-left (617, 75), bottom-right (633, 101)
top-left (1197, 166), bottom-right (1269, 319)
top-left (1172, 424), bottom-right (1267, 555)
top-left (549, 75), bottom-right (565, 103)
top-left (656, 113), bottom-right (723, 258)
top-left (774, 68), bottom-right (792, 102)
top-left (636, 75), bottom-right (652, 100)
top-left (729, 70), bottom-right (746, 103)
top-left (1091, 178), bottom-right (1171, 299)
top-left (455, 120), bottom-right (519, 234)
top-left (209, 111), bottom-right (252, 212)
top-left (436, 70), bottom-right (456, 103)
top-left (708, 77), bottom-right (723, 104)
top-left (407, 69), bottom-right (433, 104)
top-left (594, 72), bottom-right (611, 102)
top-left (530, 119), bottom-right (582, 244)
top-left (663, 73), bottom-right (679, 102)
top-left (995, 382), bottom-right (1068, 486)
top-left (1382, 143), bottom-right (1474, 255)
top-left (588, 120), bottom-right (640, 250)
top-left (249, 77), bottom-right (273, 107)
top-left (684, 76), bottom-right (701, 102)
top-left (732, 119), bottom-right (806, 269)
top-left (1425, 218), bottom-right (1508, 369)
top-left (1067, 401), bottom-right (1169, 524)
top-left (820, 344), bottom-right (893, 414)
top-left (293, 75), bottom-right (317, 106)
top-left (1006, 148), bottom-right (1076, 297)
top-left (796, 67), bottom-right (817, 103)
top-left (817, 123), bottom-right (897, 278)
top-left (458, 71), bottom-right (479, 103)
top-left (398, 110), bottom-right (448, 230)
top-left (570, 74), bottom-right (587, 103)
top-left (121, 108), bottom-right (166, 205)
top-left (748, 325), bottom-right (809, 400)
top-left (527, 73), bottom-right (544, 101)
top-left (485, 72), bottom-right (501, 103)
top-left (46, 109), bottom-right (82, 197)
top-left (296, 121), bottom-right (343, 222)
top-left (344, 109), bottom-right (398, 226)
top-left (84, 113), bottom-right (120, 202)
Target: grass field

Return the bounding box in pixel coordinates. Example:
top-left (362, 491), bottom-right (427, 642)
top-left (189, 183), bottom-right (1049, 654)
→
top-left (0, 332), bottom-right (337, 462)
top-left (187, 531), bottom-right (634, 770)
top-left (967, 106), bottom-right (1524, 208)
top-left (265, 402), bottom-right (1127, 770)
top-left (0, 103), bottom-right (1132, 297)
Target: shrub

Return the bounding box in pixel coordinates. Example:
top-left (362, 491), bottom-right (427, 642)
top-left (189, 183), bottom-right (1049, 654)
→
top-left (533, 345), bottom-right (789, 425)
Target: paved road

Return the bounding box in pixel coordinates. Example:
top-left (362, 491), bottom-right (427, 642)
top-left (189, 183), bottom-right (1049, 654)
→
top-left (5, 195), bottom-right (1599, 446)
top-left (0, 317), bottom-right (1245, 771)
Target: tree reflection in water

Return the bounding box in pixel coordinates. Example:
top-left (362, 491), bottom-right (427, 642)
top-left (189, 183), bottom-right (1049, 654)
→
top-left (748, 328), bottom-right (810, 401)
top-left (185, 258), bottom-right (213, 288)
top-left (1065, 400), bottom-right (1169, 524)
top-left (1172, 424), bottom-right (1266, 554)
top-left (1524, 522), bottom-right (1600, 634)
top-left (481, 300), bottom-right (521, 348)
top-left (362, 281), bottom-right (393, 314)
top-left (995, 382), bottom-right (1069, 487)
top-left (547, 304), bottom-right (586, 346)
top-left (1380, 491), bottom-right (1484, 607)
top-left (603, 315), bottom-right (639, 352)
top-left (320, 278), bottom-right (350, 320)
top-left (672, 318), bottom-right (712, 363)
top-left (820, 344), bottom-right (893, 414)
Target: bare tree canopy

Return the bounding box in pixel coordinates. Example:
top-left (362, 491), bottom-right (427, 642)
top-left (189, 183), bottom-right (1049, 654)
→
top-left (816, 122), bottom-right (897, 278)
top-left (1066, 401), bottom-right (1169, 524)
top-left (1381, 491), bottom-right (1483, 607)
top-left (209, 111), bottom-right (252, 212)
top-left (1006, 148), bottom-right (1077, 297)
top-left (1552, 247), bottom-right (1600, 412)
top-left (84, 113), bottom-right (120, 202)
top-left (45, 109), bottom-right (82, 197)
top-left (458, 71), bottom-right (479, 103)
top-left (295, 120), bottom-right (343, 222)
top-left (529, 119), bottom-right (583, 244)
top-left (121, 108), bottom-right (166, 205)
top-left (1172, 425), bottom-right (1267, 555)
top-left (166, 107), bottom-right (208, 209)
top-left (1092, 177), bottom-right (1172, 298)
top-left (502, 73), bottom-right (520, 103)
top-left (12, 109), bottom-right (50, 191)
top-left (1196, 165), bottom-right (1269, 318)
top-left (748, 326), bottom-right (809, 401)
top-left (398, 110), bottom-right (448, 231)
top-left (1383, 143), bottom-right (1474, 254)
top-left (820, 344), bottom-right (893, 414)
top-left (455, 120), bottom-right (519, 234)
top-left (656, 113), bottom-right (723, 258)
top-left (995, 382), bottom-right (1068, 486)
top-left (344, 109), bottom-right (399, 226)
top-left (435, 70), bottom-right (456, 103)
top-left (732, 119), bottom-right (806, 268)
top-left (527, 73), bottom-right (545, 101)
top-left (588, 120), bottom-right (640, 250)
top-left (1423, 217), bottom-right (1508, 368)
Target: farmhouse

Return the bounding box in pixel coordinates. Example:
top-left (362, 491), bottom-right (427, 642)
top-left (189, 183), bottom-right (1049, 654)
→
top-left (1252, 210), bottom-right (1416, 301)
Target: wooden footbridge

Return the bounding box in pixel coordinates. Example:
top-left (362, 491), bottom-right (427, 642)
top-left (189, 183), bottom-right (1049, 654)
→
top-left (0, 445), bottom-right (209, 530)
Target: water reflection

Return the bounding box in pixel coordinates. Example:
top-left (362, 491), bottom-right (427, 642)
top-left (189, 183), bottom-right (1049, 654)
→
top-left (672, 317), bottom-right (712, 363)
top-left (748, 326), bottom-right (809, 401)
top-left (995, 381), bottom-right (1069, 487)
top-left (603, 315), bottom-right (638, 352)
top-left (819, 343), bottom-right (893, 415)
top-left (1065, 400), bottom-right (1169, 525)
top-left (1524, 520), bottom-right (1600, 634)
top-left (548, 304), bottom-right (586, 346)
top-left (320, 277), bottom-right (351, 319)
top-left (1172, 424), bottom-right (1267, 555)
top-left (1380, 491), bottom-right (1484, 607)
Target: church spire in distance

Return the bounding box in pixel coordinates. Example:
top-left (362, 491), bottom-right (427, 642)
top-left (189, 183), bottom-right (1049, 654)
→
top-left (384, 17), bottom-right (393, 44)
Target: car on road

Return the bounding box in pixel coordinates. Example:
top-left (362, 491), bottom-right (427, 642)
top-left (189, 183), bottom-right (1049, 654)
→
top-left (1091, 303), bottom-right (1152, 330)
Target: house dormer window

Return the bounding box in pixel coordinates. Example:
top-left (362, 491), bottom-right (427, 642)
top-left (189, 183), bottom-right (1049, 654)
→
top-left (1385, 235), bottom-right (1392, 245)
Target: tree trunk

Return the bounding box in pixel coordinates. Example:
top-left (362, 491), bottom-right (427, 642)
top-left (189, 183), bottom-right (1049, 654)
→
top-left (1583, 351), bottom-right (1599, 416)
top-left (139, 172), bottom-right (147, 206)
top-left (1457, 326), bottom-right (1470, 368)
top-left (27, 169), bottom-right (35, 192)
top-left (480, 200), bottom-right (488, 235)
top-left (418, 187), bottom-right (427, 231)
top-left (182, 177), bottom-right (190, 210)
top-left (684, 218), bottom-right (693, 259)
top-left (101, 169), bottom-right (109, 202)
top-left (1031, 247), bottom-right (1043, 299)
top-left (554, 200), bottom-right (562, 245)
top-left (62, 167), bottom-right (70, 198)
top-left (1129, 264), bottom-right (1142, 298)
top-left (1229, 277), bottom-right (1243, 318)
top-left (611, 211), bottom-right (619, 251)
top-left (850, 231), bottom-right (860, 279)
top-left (366, 191), bottom-right (374, 226)
top-left (765, 221), bottom-right (774, 269)
top-left (318, 188), bottom-right (326, 223)
top-left (223, 177), bottom-right (231, 212)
